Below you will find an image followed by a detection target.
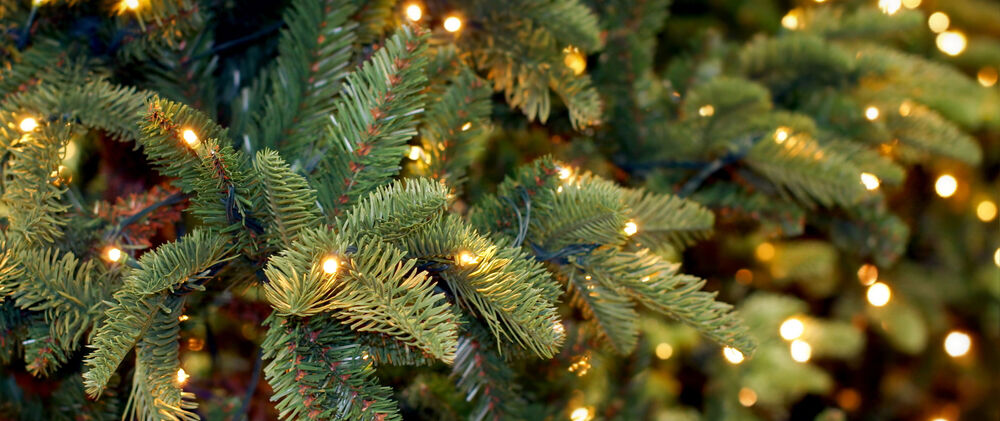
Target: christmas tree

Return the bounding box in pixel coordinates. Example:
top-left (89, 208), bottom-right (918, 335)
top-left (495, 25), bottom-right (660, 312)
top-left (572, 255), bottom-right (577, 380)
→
top-left (0, 0), bottom-right (996, 420)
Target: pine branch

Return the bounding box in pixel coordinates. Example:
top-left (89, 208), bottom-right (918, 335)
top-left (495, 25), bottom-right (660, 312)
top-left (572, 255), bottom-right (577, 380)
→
top-left (309, 25), bottom-right (429, 213)
top-left (253, 149), bottom-right (323, 250)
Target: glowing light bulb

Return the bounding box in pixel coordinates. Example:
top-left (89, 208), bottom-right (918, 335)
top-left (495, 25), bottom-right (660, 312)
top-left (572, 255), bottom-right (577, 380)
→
top-left (930, 418), bottom-right (949, 421)
top-left (934, 174), bottom-right (957, 198)
top-left (995, 248), bottom-right (1000, 267)
top-left (404, 4), bottom-right (422, 22)
top-left (867, 282), bottom-right (891, 307)
top-left (978, 67), bottom-right (998, 87)
top-left (790, 340), bottom-right (812, 362)
top-left (879, 0), bottom-right (902, 15)
top-left (176, 368), bottom-right (190, 385)
top-left (443, 16), bottom-right (462, 32)
top-left (860, 172), bottom-right (880, 191)
top-left (178, 315), bottom-right (189, 322)
top-left (558, 166), bottom-right (572, 180)
top-left (780, 317), bottom-right (805, 340)
top-left (563, 46), bottom-right (587, 75)
top-left (123, 0), bottom-right (139, 10)
top-left (928, 12), bottom-right (949, 33)
top-left (623, 220), bottom-right (638, 236)
top-left (569, 407), bottom-right (591, 421)
top-left (655, 343), bottom-right (673, 360)
top-left (857, 264), bottom-right (878, 286)
top-left (901, 0), bottom-right (921, 8)
top-left (781, 10), bottom-right (800, 30)
top-left (722, 346), bottom-right (745, 364)
top-left (865, 106), bottom-right (880, 121)
top-left (698, 105), bottom-right (715, 117)
top-left (976, 200), bottom-right (997, 222)
top-left (458, 251), bottom-right (480, 266)
top-left (19, 117), bottom-right (38, 132)
top-left (408, 145), bottom-right (424, 161)
top-left (322, 256), bottom-right (339, 274)
top-left (774, 127), bottom-right (790, 143)
top-left (738, 388), bottom-right (758, 407)
top-left (755, 242), bottom-right (775, 262)
top-left (182, 129), bottom-right (199, 147)
top-left (461, 121), bottom-right (472, 131)
top-left (936, 31), bottom-right (967, 56)
top-left (943, 331), bottom-right (971, 357)
top-left (106, 247), bottom-right (123, 262)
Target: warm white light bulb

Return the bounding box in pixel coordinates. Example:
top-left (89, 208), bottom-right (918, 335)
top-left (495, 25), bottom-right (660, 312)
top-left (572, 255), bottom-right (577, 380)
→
top-left (860, 172), bottom-right (881, 191)
top-left (459, 251), bottom-right (480, 266)
top-left (443, 16), bottom-right (462, 32)
top-left (322, 256), bottom-right (339, 274)
top-left (182, 129), bottom-right (199, 146)
top-left (123, 0), bottom-right (139, 10)
top-left (934, 174), bottom-right (957, 198)
top-left (865, 106), bottom-right (880, 121)
top-left (569, 407), bottom-right (591, 421)
top-left (738, 387), bottom-right (758, 407)
top-left (976, 200), bottom-right (997, 222)
top-left (790, 339), bottom-right (812, 362)
top-left (723, 346), bottom-right (745, 364)
top-left (928, 12), bottom-right (950, 33)
top-left (19, 117), bottom-right (38, 132)
top-left (936, 31), bottom-right (967, 56)
top-left (943, 331), bottom-right (971, 357)
top-left (558, 166), bottom-right (572, 180)
top-left (408, 145), bottom-right (424, 161)
top-left (774, 127), bottom-right (790, 143)
top-left (878, 0), bottom-right (902, 15)
top-left (106, 247), bottom-right (123, 262)
top-left (781, 10), bottom-right (800, 30)
top-left (780, 317), bottom-right (805, 341)
top-left (655, 343), bottom-right (673, 360)
top-left (901, 0), bottom-right (921, 8)
top-left (404, 4), bottom-right (422, 22)
top-left (755, 242), bottom-right (775, 262)
top-left (623, 220), bottom-right (638, 236)
top-left (176, 368), bottom-right (189, 385)
top-left (698, 105), bottom-right (715, 117)
top-left (461, 122), bottom-right (472, 131)
top-left (867, 282), bottom-right (891, 307)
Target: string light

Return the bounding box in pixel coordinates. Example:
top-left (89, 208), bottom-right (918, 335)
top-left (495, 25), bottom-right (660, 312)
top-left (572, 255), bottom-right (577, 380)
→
top-left (558, 166), bottom-right (572, 180)
top-left (722, 346), bottom-right (745, 364)
top-left (860, 172), bottom-right (880, 191)
top-left (867, 282), bottom-right (891, 307)
top-left (738, 388), bottom-right (758, 407)
top-left (458, 251), bottom-right (480, 266)
top-left (178, 315), bottom-right (189, 322)
top-left (901, 0), bottom-right (921, 8)
top-left (774, 127), bottom-right (790, 143)
top-left (623, 220), bottom-right (638, 236)
top-left (568, 354), bottom-right (592, 376)
top-left (755, 242), bottom-right (775, 262)
top-left (781, 10), bottom-right (800, 30)
top-left (976, 200), bottom-right (997, 222)
top-left (864, 106), bottom-right (880, 121)
top-left (640, 276), bottom-right (651, 283)
top-left (123, 0), bottom-right (139, 10)
top-left (404, 4), bottom-right (422, 22)
top-left (934, 174), bottom-right (957, 198)
top-left (928, 12), bottom-right (949, 33)
top-left (780, 317), bottom-right (805, 340)
top-left (698, 105), bottom-right (715, 117)
top-left (569, 407), bottom-right (592, 421)
top-left (995, 248), bottom-right (1000, 267)
top-left (936, 31), bottom-right (967, 56)
top-left (182, 129), bottom-right (199, 147)
top-left (978, 67), bottom-right (998, 87)
top-left (790, 339), bottom-right (812, 362)
top-left (878, 0), bottom-right (902, 15)
top-left (322, 256), bottom-right (339, 274)
top-left (408, 145), bottom-right (424, 161)
top-left (106, 247), bottom-right (123, 263)
top-left (176, 368), bottom-right (190, 385)
top-left (19, 117), bottom-right (38, 132)
top-left (443, 16), bottom-right (462, 32)
top-left (930, 418), bottom-right (949, 421)
top-left (563, 46), bottom-right (587, 75)
top-left (857, 264), bottom-right (878, 286)
top-left (943, 331), bottom-right (971, 357)
top-left (655, 343), bottom-right (673, 360)
top-left (557, 186), bottom-right (564, 193)
top-left (461, 121), bottom-right (472, 131)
